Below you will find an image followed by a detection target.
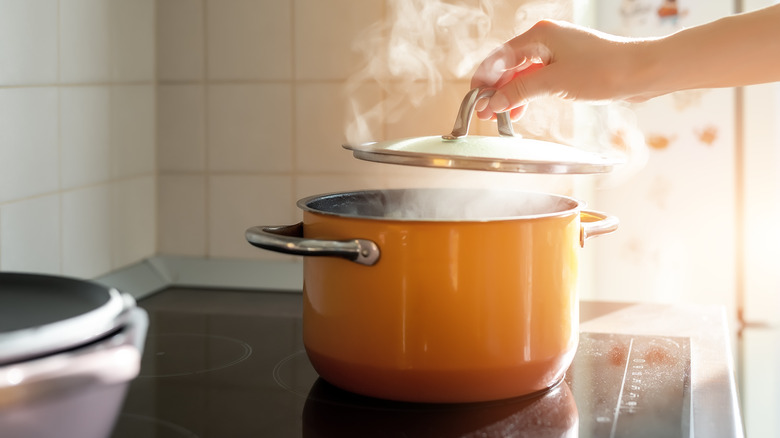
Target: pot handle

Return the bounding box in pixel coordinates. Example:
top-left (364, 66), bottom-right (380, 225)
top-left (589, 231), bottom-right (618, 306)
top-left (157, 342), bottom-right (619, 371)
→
top-left (580, 210), bottom-right (619, 247)
top-left (245, 223), bottom-right (380, 266)
top-left (443, 87), bottom-right (515, 140)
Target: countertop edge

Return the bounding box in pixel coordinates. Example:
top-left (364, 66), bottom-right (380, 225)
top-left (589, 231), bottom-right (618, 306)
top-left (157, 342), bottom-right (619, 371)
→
top-left (94, 256), bottom-right (304, 299)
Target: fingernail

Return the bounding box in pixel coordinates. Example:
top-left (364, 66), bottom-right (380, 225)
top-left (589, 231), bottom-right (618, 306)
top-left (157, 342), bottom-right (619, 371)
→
top-left (475, 98), bottom-right (488, 112)
top-left (488, 93), bottom-right (510, 113)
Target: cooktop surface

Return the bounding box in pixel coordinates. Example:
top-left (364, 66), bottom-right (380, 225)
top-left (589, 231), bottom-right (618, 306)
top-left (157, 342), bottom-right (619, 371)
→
top-left (110, 288), bottom-right (691, 438)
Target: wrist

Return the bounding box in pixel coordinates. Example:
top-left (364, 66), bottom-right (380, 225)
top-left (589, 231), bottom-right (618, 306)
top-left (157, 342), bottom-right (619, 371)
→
top-left (619, 37), bottom-right (671, 101)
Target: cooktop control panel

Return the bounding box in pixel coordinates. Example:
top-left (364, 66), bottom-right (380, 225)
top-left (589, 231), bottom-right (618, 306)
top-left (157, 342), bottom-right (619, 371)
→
top-left (569, 332), bottom-right (691, 438)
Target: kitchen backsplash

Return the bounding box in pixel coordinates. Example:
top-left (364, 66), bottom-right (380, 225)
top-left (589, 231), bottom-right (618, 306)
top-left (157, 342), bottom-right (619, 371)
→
top-left (0, 0), bottom-right (155, 278)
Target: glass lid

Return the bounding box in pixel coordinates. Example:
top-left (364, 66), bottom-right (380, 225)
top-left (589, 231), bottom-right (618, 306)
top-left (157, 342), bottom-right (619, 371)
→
top-left (343, 88), bottom-right (623, 174)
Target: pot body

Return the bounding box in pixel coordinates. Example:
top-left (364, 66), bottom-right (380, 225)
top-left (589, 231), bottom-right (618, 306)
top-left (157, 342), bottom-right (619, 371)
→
top-left (247, 189), bottom-right (617, 403)
top-left (303, 211), bottom-right (578, 403)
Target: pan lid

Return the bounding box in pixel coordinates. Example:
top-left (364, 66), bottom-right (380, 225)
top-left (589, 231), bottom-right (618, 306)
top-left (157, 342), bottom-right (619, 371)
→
top-left (0, 272), bottom-right (135, 366)
top-left (344, 88), bottom-right (622, 174)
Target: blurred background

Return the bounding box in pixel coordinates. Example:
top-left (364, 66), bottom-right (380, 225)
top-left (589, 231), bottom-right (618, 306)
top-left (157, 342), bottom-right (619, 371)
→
top-left (1, 0), bottom-right (778, 435)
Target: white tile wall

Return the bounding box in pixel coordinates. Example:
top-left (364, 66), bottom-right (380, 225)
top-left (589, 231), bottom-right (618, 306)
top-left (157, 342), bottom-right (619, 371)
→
top-left (60, 86), bottom-right (111, 189)
top-left (0, 88), bottom-right (60, 203)
top-left (206, 0), bottom-right (293, 80)
top-left (112, 176), bottom-right (156, 269)
top-left (0, 0), bottom-right (156, 278)
top-left (157, 0), bottom-right (204, 81)
top-left (158, 174), bottom-right (206, 256)
top-left (60, 0), bottom-right (112, 83)
top-left (0, 195), bottom-right (61, 273)
top-left (294, 82), bottom-right (381, 174)
top-left (384, 83), bottom-right (471, 140)
top-left (110, 0), bottom-right (156, 82)
top-left (207, 175), bottom-right (295, 260)
top-left (111, 85), bottom-right (156, 178)
top-left (206, 84), bottom-right (292, 173)
top-left (293, 0), bottom-right (385, 80)
top-left (62, 186), bottom-right (111, 278)
top-left (0, 0), bottom-right (59, 85)
top-left (158, 85), bottom-right (206, 172)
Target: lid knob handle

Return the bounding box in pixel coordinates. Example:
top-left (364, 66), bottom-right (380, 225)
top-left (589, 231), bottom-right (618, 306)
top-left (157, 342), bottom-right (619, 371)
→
top-left (443, 88), bottom-right (516, 140)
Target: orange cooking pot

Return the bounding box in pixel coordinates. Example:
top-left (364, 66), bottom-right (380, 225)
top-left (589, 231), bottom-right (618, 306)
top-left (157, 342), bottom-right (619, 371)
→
top-left (246, 188), bottom-right (617, 403)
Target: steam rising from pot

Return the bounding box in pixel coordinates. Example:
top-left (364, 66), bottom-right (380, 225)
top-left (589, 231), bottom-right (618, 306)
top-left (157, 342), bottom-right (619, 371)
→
top-left (345, 0), bottom-right (500, 145)
top-left (384, 188), bottom-right (577, 220)
top-left (305, 188), bottom-right (578, 221)
top-left (343, 0), bottom-right (646, 191)
top-left (346, 1), bottom-right (607, 141)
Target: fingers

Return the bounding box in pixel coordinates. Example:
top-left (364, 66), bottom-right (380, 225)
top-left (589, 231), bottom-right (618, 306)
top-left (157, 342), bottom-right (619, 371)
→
top-left (476, 62), bottom-right (546, 120)
top-left (472, 19), bottom-right (643, 122)
top-left (471, 21), bottom-right (556, 89)
top-left (472, 104), bottom-right (526, 122)
top-left (471, 22), bottom-right (559, 121)
top-left (509, 105), bottom-right (528, 121)
top-left (471, 45), bottom-right (527, 90)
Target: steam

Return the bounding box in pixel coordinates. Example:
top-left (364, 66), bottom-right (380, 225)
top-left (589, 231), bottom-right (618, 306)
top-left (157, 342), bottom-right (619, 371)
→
top-left (344, 0), bottom-right (646, 188)
top-left (386, 188), bottom-right (576, 220)
top-left (344, 0), bottom-right (587, 147)
top-left (573, 102), bottom-right (649, 186)
top-left (345, 0), bottom-right (505, 145)
top-left (320, 188), bottom-right (577, 221)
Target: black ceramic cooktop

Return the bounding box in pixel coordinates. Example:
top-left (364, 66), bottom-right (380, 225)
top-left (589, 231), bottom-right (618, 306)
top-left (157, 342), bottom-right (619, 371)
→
top-left (110, 288), bottom-right (691, 438)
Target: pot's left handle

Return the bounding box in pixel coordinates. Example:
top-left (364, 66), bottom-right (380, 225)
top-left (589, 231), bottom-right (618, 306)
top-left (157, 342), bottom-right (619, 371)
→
top-left (580, 210), bottom-right (619, 247)
top-left (245, 223), bottom-right (380, 266)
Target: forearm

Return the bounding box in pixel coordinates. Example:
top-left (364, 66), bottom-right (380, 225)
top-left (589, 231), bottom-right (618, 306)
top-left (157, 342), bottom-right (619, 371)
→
top-left (639, 4), bottom-right (780, 96)
top-left (471, 5), bottom-right (780, 118)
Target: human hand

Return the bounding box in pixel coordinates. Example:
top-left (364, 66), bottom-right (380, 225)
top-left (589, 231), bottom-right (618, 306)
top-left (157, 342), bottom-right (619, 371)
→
top-left (471, 20), bottom-right (655, 121)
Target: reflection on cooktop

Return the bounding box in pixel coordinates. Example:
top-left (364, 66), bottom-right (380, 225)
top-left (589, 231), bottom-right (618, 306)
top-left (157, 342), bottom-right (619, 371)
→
top-left (110, 288), bottom-right (691, 438)
top-left (111, 413), bottom-right (199, 438)
top-left (303, 378), bottom-right (578, 437)
top-left (139, 333), bottom-right (253, 378)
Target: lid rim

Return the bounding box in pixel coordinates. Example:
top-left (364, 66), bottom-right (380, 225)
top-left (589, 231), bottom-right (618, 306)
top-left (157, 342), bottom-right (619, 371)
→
top-left (348, 147), bottom-right (617, 175)
top-left (343, 137), bottom-right (622, 175)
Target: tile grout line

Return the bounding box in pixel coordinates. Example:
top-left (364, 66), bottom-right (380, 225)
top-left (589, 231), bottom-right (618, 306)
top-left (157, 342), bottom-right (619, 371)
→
top-left (153, 0), bottom-right (161, 261)
top-left (0, 80), bottom-right (156, 90)
top-left (290, 0), bottom-right (298, 214)
top-left (203, 0), bottom-right (211, 258)
top-left (57, 0), bottom-right (64, 275)
top-left (107, 0), bottom-right (116, 273)
top-left (380, 0), bottom-right (388, 143)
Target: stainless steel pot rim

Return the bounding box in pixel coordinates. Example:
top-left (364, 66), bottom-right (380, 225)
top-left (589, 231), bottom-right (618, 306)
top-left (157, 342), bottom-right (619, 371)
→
top-left (296, 188), bottom-right (585, 223)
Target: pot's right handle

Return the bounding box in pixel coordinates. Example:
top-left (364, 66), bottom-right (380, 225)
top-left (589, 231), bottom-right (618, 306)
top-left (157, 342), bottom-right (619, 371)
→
top-left (245, 223), bottom-right (380, 266)
top-left (580, 210), bottom-right (619, 247)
